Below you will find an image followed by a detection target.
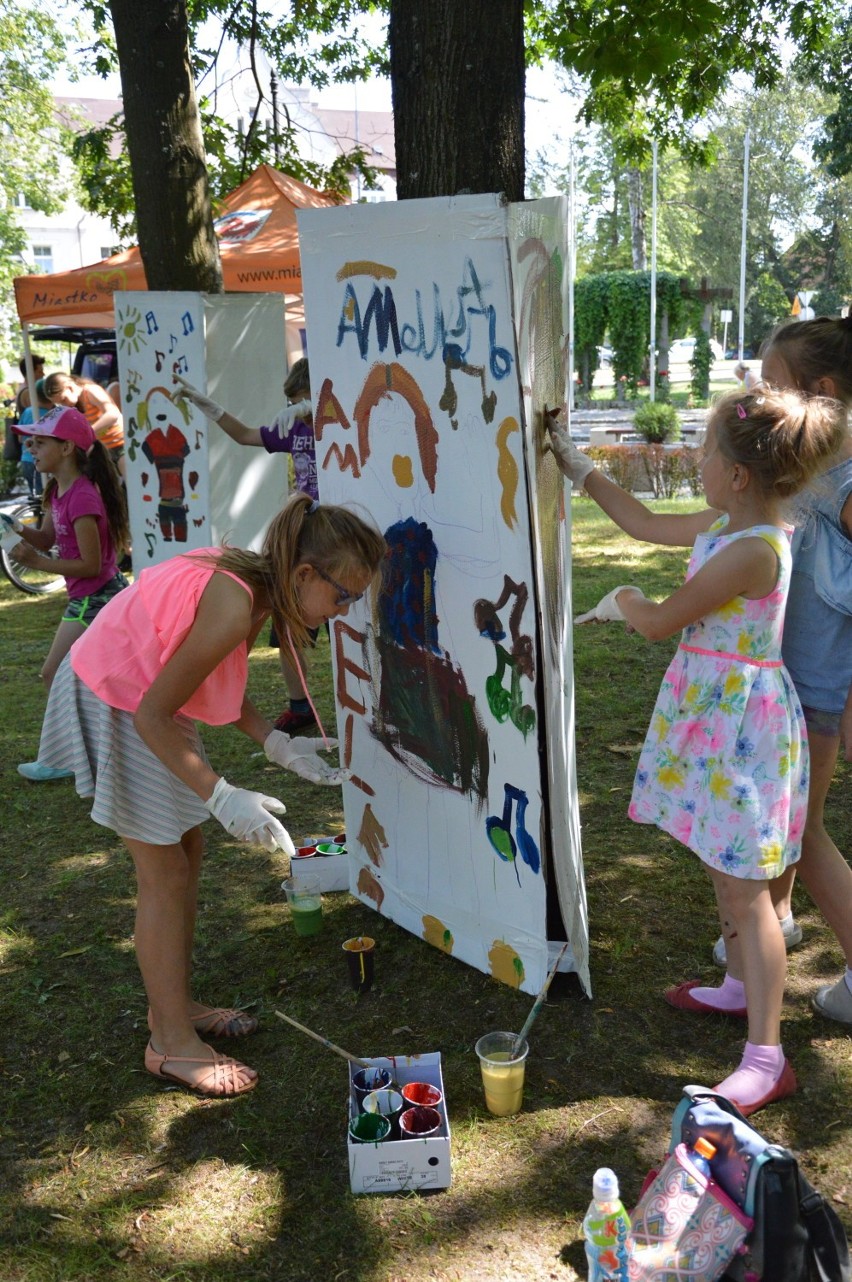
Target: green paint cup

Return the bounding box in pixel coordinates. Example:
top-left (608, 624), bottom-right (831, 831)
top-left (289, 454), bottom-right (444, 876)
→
top-left (282, 874), bottom-right (323, 937)
top-left (348, 1111), bottom-right (391, 1144)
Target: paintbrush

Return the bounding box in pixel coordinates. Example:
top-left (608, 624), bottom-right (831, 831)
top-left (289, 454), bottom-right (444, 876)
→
top-left (512, 941), bottom-right (570, 1057)
top-left (274, 1010), bottom-right (372, 1068)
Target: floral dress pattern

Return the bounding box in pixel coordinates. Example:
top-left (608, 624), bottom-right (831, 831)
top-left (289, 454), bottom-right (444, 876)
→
top-left (628, 518), bottom-right (807, 879)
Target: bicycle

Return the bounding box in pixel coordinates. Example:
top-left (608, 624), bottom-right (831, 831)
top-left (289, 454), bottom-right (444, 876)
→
top-left (1, 496), bottom-right (64, 595)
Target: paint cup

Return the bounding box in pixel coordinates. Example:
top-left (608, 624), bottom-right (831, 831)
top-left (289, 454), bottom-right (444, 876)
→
top-left (474, 1031), bottom-right (529, 1117)
top-left (342, 936), bottom-right (375, 993)
top-left (363, 1088), bottom-right (404, 1139)
top-left (282, 874), bottom-right (323, 937)
top-left (316, 841), bottom-right (346, 856)
top-left (352, 1066), bottom-right (394, 1110)
top-left (348, 1112), bottom-right (391, 1144)
top-left (293, 844), bottom-right (317, 860)
top-left (399, 1105), bottom-right (442, 1140)
top-left (401, 1081), bottom-right (443, 1111)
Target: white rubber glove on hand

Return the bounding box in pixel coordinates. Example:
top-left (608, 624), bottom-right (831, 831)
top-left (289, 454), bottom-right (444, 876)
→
top-left (1, 511), bottom-right (25, 535)
top-left (575, 585), bottom-right (643, 625)
top-left (271, 398), bottom-right (312, 434)
top-left (264, 729), bottom-right (350, 786)
top-left (205, 777), bottom-right (295, 854)
top-left (544, 414), bottom-right (595, 487)
top-left (172, 374), bottom-right (226, 423)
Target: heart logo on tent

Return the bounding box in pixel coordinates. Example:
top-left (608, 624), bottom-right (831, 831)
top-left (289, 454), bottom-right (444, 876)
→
top-left (85, 269), bottom-right (127, 294)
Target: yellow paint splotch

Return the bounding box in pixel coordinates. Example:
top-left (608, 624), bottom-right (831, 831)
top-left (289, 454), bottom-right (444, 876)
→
top-left (488, 940), bottom-right (525, 989)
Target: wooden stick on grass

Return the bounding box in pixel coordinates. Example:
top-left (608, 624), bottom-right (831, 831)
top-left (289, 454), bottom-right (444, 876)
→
top-left (274, 1010), bottom-right (372, 1068)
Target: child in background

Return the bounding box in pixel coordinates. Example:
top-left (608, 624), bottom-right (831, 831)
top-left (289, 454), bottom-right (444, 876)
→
top-left (728, 313), bottom-right (852, 1026)
top-left (173, 359), bottom-right (320, 734)
top-left (15, 377), bottom-right (53, 496)
top-left (44, 371), bottom-right (126, 478)
top-left (28, 493), bottom-right (386, 1097)
top-left (548, 387), bottom-right (847, 1115)
top-left (6, 406), bottom-right (129, 780)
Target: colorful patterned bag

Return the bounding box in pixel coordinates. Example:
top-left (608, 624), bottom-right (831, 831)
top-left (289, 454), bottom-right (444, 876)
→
top-left (628, 1142), bottom-right (752, 1282)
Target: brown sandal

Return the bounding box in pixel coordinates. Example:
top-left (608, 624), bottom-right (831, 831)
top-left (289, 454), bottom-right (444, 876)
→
top-left (145, 1041), bottom-right (258, 1096)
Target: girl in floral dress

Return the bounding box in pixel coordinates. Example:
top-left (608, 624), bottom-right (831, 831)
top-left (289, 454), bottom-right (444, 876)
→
top-left (547, 387), bottom-right (848, 1116)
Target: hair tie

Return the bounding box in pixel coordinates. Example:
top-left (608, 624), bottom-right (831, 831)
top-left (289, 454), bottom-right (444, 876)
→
top-left (308, 500), bottom-right (320, 514)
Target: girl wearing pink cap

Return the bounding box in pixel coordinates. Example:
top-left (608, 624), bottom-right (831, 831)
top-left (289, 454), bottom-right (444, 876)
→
top-left (7, 407), bottom-right (129, 779)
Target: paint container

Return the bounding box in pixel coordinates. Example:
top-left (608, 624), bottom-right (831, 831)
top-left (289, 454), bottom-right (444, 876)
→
top-left (401, 1081), bottom-right (443, 1111)
top-left (333, 832), bottom-right (346, 844)
top-left (316, 841), bottom-right (346, 857)
top-left (362, 1088), bottom-right (404, 1140)
top-left (348, 1112), bottom-right (391, 1144)
top-left (342, 936), bottom-right (375, 993)
top-left (293, 844), bottom-right (317, 860)
top-left (399, 1105), bottom-right (442, 1140)
top-left (281, 874), bottom-right (323, 937)
top-left (352, 1066), bottom-right (394, 1109)
top-left (474, 1031), bottom-right (529, 1117)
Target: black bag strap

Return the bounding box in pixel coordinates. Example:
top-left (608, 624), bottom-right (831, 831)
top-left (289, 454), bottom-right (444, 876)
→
top-left (798, 1177), bottom-right (851, 1282)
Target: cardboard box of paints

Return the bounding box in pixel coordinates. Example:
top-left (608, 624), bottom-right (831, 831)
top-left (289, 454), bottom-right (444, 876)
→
top-left (289, 836), bottom-right (348, 893)
top-left (347, 1053), bottom-right (452, 1194)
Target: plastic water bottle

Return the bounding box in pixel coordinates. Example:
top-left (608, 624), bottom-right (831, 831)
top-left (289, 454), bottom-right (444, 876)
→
top-left (583, 1167), bottom-right (632, 1281)
top-left (685, 1136), bottom-right (716, 1180)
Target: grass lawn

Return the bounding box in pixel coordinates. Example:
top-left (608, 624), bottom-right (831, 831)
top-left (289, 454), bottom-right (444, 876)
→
top-left (1, 498), bottom-right (850, 1282)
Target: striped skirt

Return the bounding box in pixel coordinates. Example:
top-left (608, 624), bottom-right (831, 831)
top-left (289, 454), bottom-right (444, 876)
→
top-left (39, 655), bottom-right (212, 845)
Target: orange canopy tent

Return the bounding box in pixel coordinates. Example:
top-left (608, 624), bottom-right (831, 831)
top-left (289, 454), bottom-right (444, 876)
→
top-left (13, 163), bottom-right (340, 338)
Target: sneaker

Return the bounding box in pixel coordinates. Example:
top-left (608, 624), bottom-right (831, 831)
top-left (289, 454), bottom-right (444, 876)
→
top-left (811, 975), bottom-right (852, 1027)
top-left (713, 918), bottom-right (803, 967)
top-left (273, 708), bottom-right (317, 735)
top-left (17, 761), bottom-right (74, 782)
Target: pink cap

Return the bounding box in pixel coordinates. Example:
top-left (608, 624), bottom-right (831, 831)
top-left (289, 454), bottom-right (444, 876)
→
top-left (13, 405), bottom-right (95, 453)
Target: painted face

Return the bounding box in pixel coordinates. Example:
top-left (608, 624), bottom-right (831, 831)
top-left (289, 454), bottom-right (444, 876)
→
top-left (700, 422), bottom-right (735, 509)
top-left (297, 564), bottom-right (373, 628)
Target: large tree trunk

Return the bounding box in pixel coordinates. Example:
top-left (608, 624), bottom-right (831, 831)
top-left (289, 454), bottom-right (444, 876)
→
top-left (627, 166), bottom-right (646, 269)
top-left (109, 0), bottom-right (222, 292)
top-left (389, 0), bottom-right (525, 201)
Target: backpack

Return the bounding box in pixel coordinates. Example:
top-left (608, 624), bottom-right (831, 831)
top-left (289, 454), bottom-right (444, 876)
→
top-left (657, 1085), bottom-right (850, 1282)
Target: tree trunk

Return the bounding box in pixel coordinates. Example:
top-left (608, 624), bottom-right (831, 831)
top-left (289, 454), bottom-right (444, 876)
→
top-left (109, 0), bottom-right (222, 292)
top-left (389, 0), bottom-right (525, 200)
top-left (627, 166), bottom-right (646, 270)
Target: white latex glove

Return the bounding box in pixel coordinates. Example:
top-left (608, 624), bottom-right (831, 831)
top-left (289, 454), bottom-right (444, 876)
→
top-left (205, 777), bottom-right (295, 854)
top-left (271, 398), bottom-right (312, 434)
top-left (172, 374), bottom-right (226, 423)
top-left (544, 413), bottom-right (595, 487)
top-left (1, 511), bottom-right (25, 535)
top-left (264, 728), bottom-right (350, 786)
top-left (575, 585), bottom-right (643, 625)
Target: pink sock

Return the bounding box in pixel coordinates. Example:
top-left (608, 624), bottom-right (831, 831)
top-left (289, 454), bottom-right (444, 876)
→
top-left (689, 974), bottom-right (746, 1011)
top-left (715, 1041), bottom-right (785, 1108)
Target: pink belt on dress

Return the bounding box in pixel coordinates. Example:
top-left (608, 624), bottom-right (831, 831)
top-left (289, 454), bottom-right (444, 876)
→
top-left (678, 642), bottom-right (783, 668)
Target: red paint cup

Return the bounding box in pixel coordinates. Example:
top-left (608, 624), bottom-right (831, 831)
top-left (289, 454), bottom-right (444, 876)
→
top-left (401, 1081), bottom-right (443, 1110)
top-left (399, 1105), bottom-right (442, 1139)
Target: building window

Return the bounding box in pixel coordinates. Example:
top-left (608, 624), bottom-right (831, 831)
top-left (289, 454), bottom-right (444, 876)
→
top-left (32, 245), bottom-right (54, 273)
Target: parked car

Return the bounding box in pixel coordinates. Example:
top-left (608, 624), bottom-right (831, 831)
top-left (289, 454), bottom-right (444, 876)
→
top-left (29, 326), bottom-right (118, 387)
top-left (725, 346), bottom-right (755, 360)
top-left (668, 336), bottom-right (724, 363)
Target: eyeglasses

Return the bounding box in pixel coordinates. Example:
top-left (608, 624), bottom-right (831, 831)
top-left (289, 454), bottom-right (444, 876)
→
top-left (313, 565), bottom-right (364, 607)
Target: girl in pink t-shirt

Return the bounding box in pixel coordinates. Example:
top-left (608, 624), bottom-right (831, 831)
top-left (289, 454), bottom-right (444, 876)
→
top-left (29, 493), bottom-right (386, 1099)
top-left (8, 406), bottom-right (129, 689)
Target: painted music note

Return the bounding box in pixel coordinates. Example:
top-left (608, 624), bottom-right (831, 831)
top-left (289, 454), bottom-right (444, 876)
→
top-left (485, 783), bottom-right (541, 885)
top-left (144, 532), bottom-right (157, 558)
top-left (145, 311), bottom-right (159, 335)
top-left (154, 351), bottom-right (166, 372)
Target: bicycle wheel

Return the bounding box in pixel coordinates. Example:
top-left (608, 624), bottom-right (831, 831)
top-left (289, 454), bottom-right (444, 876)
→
top-left (1, 499), bottom-right (65, 595)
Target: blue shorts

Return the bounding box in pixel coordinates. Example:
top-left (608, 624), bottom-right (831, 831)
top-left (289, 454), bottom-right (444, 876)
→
top-left (800, 704), bottom-right (842, 738)
top-left (62, 573), bottom-right (128, 627)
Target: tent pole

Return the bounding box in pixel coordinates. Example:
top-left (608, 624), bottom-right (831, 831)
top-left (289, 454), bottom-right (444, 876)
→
top-left (21, 323), bottom-right (41, 425)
